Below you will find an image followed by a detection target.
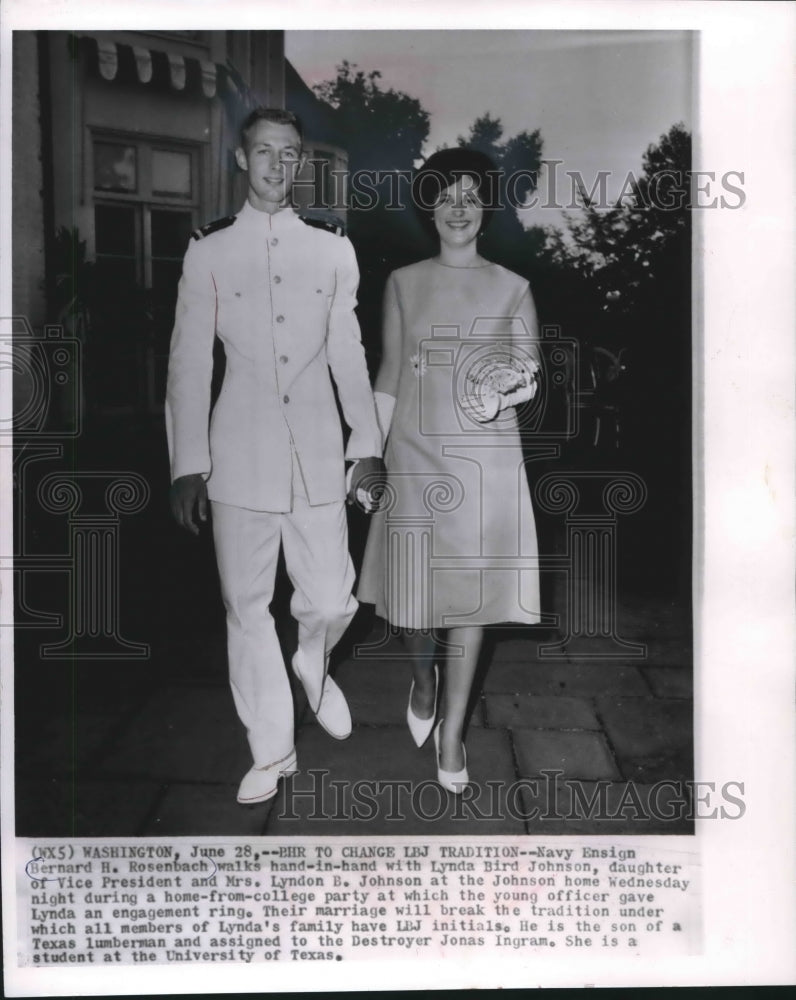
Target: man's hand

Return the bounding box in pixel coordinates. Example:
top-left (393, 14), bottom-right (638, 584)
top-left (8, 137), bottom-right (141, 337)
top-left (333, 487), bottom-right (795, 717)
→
top-left (347, 457), bottom-right (387, 513)
top-left (170, 474), bottom-right (208, 535)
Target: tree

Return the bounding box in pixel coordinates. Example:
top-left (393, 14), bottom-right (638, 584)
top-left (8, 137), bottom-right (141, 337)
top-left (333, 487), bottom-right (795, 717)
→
top-left (313, 63), bottom-right (433, 369)
top-left (457, 112), bottom-right (543, 207)
top-left (543, 122), bottom-right (691, 327)
top-left (540, 124), bottom-right (693, 576)
top-left (539, 123), bottom-right (692, 447)
top-left (314, 61), bottom-right (429, 176)
top-left (455, 114), bottom-right (545, 278)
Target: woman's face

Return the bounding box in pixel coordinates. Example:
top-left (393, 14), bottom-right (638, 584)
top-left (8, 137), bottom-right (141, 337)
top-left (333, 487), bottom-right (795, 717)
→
top-left (433, 176), bottom-right (484, 248)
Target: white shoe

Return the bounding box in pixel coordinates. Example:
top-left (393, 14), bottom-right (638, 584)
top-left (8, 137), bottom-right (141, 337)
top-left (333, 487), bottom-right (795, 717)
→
top-left (407, 664), bottom-right (438, 747)
top-left (291, 649), bottom-right (324, 713)
top-left (237, 748), bottom-right (298, 804)
top-left (314, 674), bottom-right (352, 740)
top-left (292, 651), bottom-right (352, 740)
top-left (433, 720), bottom-right (469, 794)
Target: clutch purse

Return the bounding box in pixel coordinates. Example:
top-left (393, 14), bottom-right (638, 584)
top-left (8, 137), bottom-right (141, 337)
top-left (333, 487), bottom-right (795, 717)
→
top-left (459, 357), bottom-right (538, 422)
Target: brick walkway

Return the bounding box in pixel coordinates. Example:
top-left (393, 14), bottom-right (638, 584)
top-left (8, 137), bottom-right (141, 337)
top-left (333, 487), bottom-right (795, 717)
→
top-left (13, 422), bottom-right (693, 839)
top-left (15, 590), bottom-right (693, 839)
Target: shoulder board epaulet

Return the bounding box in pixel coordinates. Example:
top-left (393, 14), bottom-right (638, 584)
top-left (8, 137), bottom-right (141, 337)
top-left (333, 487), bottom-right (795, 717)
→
top-left (191, 215), bottom-right (237, 241)
top-left (299, 214), bottom-right (346, 237)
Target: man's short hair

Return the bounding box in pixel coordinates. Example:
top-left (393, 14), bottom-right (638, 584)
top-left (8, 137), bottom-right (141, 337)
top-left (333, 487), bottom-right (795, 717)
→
top-left (412, 148), bottom-right (500, 239)
top-left (239, 108), bottom-right (304, 151)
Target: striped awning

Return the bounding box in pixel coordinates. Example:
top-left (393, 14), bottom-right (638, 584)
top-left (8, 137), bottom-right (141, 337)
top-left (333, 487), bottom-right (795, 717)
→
top-left (76, 34), bottom-right (256, 109)
top-left (93, 37), bottom-right (216, 96)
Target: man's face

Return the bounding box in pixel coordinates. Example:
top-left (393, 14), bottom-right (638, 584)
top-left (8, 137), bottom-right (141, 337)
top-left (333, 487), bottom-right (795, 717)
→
top-left (235, 119), bottom-right (304, 212)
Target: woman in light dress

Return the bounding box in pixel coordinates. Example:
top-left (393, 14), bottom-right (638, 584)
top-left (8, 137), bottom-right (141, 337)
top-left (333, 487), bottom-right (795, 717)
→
top-left (358, 149), bottom-right (542, 793)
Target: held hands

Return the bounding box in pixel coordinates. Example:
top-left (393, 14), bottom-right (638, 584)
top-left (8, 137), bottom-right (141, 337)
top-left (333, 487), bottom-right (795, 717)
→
top-left (170, 474), bottom-right (208, 535)
top-left (346, 457), bottom-right (387, 513)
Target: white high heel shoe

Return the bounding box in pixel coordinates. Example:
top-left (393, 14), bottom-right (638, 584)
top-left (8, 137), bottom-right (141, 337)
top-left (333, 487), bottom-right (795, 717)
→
top-left (406, 665), bottom-right (438, 747)
top-left (433, 719), bottom-right (469, 794)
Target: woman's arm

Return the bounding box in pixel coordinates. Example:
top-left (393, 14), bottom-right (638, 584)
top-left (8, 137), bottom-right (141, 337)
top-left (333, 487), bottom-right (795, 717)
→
top-left (345, 271), bottom-right (403, 510)
top-left (512, 283), bottom-right (542, 372)
top-left (498, 282), bottom-right (542, 409)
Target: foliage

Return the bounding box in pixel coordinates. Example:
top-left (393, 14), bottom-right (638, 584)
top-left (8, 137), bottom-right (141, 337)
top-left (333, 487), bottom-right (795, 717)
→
top-left (542, 123), bottom-right (692, 326)
top-left (454, 114), bottom-right (545, 279)
top-left (313, 63), bottom-right (433, 367)
top-left (313, 60), bottom-right (690, 476)
top-left (314, 61), bottom-right (430, 176)
top-left (457, 112), bottom-right (544, 208)
top-left (539, 123), bottom-right (693, 487)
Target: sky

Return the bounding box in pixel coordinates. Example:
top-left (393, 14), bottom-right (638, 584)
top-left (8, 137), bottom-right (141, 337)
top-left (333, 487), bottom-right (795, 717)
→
top-left (286, 30), bottom-right (693, 230)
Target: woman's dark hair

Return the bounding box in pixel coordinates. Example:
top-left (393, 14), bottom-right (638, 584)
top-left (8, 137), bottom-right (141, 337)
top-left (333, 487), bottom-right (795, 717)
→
top-left (411, 148), bottom-right (500, 239)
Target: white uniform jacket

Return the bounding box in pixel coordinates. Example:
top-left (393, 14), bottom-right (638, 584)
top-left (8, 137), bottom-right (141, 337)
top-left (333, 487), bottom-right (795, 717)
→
top-left (166, 202), bottom-right (382, 512)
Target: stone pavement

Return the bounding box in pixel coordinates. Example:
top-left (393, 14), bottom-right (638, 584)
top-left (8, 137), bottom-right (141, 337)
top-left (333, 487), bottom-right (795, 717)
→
top-left (15, 588), bottom-right (693, 839)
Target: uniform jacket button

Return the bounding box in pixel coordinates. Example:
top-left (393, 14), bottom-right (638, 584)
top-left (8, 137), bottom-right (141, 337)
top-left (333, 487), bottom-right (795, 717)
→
top-left (276, 315), bottom-right (285, 323)
top-left (271, 237), bottom-right (279, 246)
top-left (274, 275), bottom-right (282, 283)
top-left (283, 395), bottom-right (290, 404)
top-left (280, 355), bottom-right (289, 364)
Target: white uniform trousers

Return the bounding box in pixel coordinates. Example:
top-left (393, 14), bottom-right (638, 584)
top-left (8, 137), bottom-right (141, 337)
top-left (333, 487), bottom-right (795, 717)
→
top-left (211, 453), bottom-right (357, 765)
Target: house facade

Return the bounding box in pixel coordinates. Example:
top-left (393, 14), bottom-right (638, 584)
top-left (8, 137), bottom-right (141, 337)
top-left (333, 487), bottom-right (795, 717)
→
top-left (12, 30), bottom-right (347, 418)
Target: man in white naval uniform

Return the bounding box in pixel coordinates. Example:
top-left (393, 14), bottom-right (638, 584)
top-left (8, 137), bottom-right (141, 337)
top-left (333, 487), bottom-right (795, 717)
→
top-left (166, 108), bottom-right (384, 804)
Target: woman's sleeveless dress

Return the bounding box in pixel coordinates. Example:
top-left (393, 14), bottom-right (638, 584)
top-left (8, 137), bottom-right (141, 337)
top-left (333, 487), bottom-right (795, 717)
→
top-left (357, 258), bottom-right (542, 630)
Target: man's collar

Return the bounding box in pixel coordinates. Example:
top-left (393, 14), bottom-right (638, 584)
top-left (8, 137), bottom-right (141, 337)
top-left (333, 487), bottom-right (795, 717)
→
top-left (237, 201), bottom-right (301, 229)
